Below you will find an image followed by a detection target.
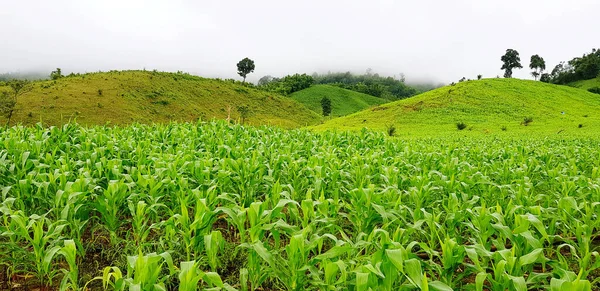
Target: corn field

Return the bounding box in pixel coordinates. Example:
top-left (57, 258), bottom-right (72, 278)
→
top-left (1, 121), bottom-right (599, 290)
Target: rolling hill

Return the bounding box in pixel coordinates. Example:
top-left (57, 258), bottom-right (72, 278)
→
top-left (314, 78), bottom-right (600, 136)
top-left (290, 85), bottom-right (388, 117)
top-left (0, 70), bottom-right (321, 128)
top-left (571, 76), bottom-right (600, 91)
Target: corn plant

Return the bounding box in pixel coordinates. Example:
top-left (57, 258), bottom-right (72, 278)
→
top-left (4, 212), bottom-right (66, 288)
top-left (58, 239), bottom-right (79, 291)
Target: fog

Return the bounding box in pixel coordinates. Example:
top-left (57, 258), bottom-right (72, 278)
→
top-left (1, 0), bottom-right (598, 84)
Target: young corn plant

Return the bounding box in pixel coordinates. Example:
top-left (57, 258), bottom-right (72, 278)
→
top-left (6, 212), bottom-right (66, 288)
top-left (177, 260), bottom-right (237, 291)
top-left (204, 230), bottom-right (225, 272)
top-left (58, 239), bottom-right (79, 291)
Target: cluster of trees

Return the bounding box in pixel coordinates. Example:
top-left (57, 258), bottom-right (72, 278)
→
top-left (500, 49), bottom-right (546, 80)
top-left (258, 74), bottom-right (314, 95)
top-left (311, 71), bottom-right (418, 100)
top-left (500, 48), bottom-right (600, 84)
top-left (547, 49), bottom-right (600, 84)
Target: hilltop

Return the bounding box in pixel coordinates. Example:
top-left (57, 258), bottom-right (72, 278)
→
top-left (314, 78), bottom-right (600, 136)
top-left (290, 85), bottom-right (388, 117)
top-left (0, 70), bottom-right (321, 128)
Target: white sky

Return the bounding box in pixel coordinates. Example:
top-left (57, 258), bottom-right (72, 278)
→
top-left (1, 0), bottom-right (598, 83)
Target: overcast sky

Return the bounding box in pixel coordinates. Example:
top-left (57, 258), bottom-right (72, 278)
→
top-left (1, 0), bottom-right (598, 83)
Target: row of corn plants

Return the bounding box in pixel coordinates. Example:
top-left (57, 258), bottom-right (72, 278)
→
top-left (1, 121), bottom-right (599, 290)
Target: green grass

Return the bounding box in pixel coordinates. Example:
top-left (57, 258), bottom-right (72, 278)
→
top-left (315, 78), bottom-right (600, 136)
top-left (290, 84), bottom-right (388, 117)
top-left (570, 76), bottom-right (600, 90)
top-left (0, 70), bottom-right (321, 128)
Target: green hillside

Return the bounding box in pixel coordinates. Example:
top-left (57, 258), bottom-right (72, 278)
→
top-left (0, 70), bottom-right (321, 128)
top-left (315, 78), bottom-right (600, 136)
top-left (571, 76), bottom-right (600, 90)
top-left (290, 85), bottom-right (388, 117)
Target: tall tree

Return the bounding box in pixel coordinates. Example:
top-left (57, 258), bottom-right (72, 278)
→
top-left (500, 49), bottom-right (523, 78)
top-left (237, 105), bottom-right (251, 124)
top-left (0, 91), bottom-right (16, 127)
top-left (320, 97), bottom-right (332, 117)
top-left (1, 80), bottom-right (31, 127)
top-left (236, 58), bottom-right (255, 83)
top-left (50, 68), bottom-right (63, 80)
top-left (529, 55), bottom-right (546, 80)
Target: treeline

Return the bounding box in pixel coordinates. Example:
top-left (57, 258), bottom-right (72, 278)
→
top-left (312, 72), bottom-right (418, 100)
top-left (257, 71), bottom-right (420, 100)
top-left (545, 48), bottom-right (600, 85)
top-left (257, 74), bottom-right (314, 95)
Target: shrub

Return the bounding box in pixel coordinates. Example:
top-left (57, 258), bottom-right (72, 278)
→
top-left (386, 124), bottom-right (396, 137)
top-left (522, 117), bottom-right (533, 126)
top-left (456, 122), bottom-right (467, 130)
top-left (98, 89), bottom-right (103, 96)
top-left (152, 100), bottom-right (169, 106)
top-left (320, 97), bottom-right (332, 117)
top-left (501, 126), bottom-right (507, 131)
top-left (579, 124), bottom-right (584, 128)
top-left (587, 87), bottom-right (600, 95)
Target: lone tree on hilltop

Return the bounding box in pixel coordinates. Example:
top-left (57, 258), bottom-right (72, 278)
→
top-left (501, 49), bottom-right (523, 78)
top-left (529, 54), bottom-right (546, 80)
top-left (236, 58), bottom-right (255, 83)
top-left (50, 68), bottom-right (63, 80)
top-left (321, 97), bottom-right (332, 117)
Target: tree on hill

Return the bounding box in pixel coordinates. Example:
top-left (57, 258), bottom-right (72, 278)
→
top-left (501, 49), bottom-right (523, 78)
top-left (540, 73), bottom-right (551, 83)
top-left (0, 92), bottom-right (16, 127)
top-left (1, 80), bottom-right (31, 127)
top-left (321, 97), bottom-right (332, 117)
top-left (529, 55), bottom-right (546, 80)
top-left (50, 68), bottom-right (63, 80)
top-left (258, 75), bottom-right (274, 86)
top-left (546, 48), bottom-right (600, 84)
top-left (237, 105), bottom-right (252, 124)
top-left (236, 58), bottom-right (255, 83)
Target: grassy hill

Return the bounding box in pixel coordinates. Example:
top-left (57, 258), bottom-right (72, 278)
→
top-left (570, 76), bottom-right (600, 90)
top-left (290, 85), bottom-right (388, 117)
top-left (314, 78), bottom-right (600, 136)
top-left (0, 70), bottom-right (321, 128)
